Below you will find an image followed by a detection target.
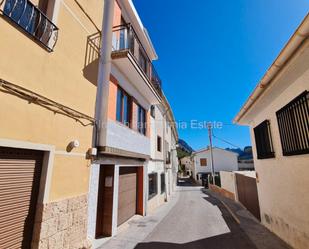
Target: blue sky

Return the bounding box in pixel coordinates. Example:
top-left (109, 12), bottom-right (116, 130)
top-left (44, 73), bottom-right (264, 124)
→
top-left (133, 0), bottom-right (309, 151)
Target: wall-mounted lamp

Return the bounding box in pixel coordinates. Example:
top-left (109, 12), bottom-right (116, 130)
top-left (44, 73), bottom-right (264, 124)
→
top-left (66, 140), bottom-right (80, 152)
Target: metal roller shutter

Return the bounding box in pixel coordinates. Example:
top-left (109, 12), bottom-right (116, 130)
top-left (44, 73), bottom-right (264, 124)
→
top-left (117, 167), bottom-right (137, 226)
top-left (0, 147), bottom-right (43, 249)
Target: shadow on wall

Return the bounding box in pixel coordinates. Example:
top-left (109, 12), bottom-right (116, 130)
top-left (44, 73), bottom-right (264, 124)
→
top-left (83, 32), bottom-right (101, 86)
top-left (134, 194), bottom-right (258, 249)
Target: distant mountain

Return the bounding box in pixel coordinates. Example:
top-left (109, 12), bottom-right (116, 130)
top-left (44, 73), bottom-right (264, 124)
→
top-left (226, 146), bottom-right (253, 160)
top-left (178, 139), bottom-right (194, 154)
top-left (225, 148), bottom-right (243, 156)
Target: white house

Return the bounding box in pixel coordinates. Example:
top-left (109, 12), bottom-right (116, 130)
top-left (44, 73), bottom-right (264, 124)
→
top-left (192, 147), bottom-right (238, 183)
top-left (234, 14), bottom-right (309, 249)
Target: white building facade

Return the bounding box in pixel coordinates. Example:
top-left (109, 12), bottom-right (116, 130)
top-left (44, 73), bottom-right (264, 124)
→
top-left (234, 15), bottom-right (309, 249)
top-left (193, 147), bottom-right (238, 183)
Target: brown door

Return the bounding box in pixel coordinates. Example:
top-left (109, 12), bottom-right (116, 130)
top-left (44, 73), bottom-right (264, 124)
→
top-left (117, 167), bottom-right (137, 226)
top-left (96, 165), bottom-right (114, 238)
top-left (235, 173), bottom-right (261, 220)
top-left (0, 147), bottom-right (43, 249)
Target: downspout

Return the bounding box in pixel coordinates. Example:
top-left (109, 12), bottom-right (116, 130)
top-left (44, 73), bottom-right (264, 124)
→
top-left (94, 0), bottom-right (115, 147)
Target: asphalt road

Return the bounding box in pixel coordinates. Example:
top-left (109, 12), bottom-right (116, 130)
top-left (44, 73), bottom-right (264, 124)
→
top-left (134, 178), bottom-right (289, 249)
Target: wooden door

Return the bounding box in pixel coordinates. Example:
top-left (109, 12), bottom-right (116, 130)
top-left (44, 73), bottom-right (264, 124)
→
top-left (96, 165), bottom-right (114, 237)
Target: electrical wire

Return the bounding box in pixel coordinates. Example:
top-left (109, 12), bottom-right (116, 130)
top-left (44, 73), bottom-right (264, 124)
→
top-left (212, 131), bottom-right (241, 149)
top-left (0, 78), bottom-right (95, 127)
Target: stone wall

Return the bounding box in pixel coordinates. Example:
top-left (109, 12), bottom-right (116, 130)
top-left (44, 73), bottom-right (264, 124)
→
top-left (32, 194), bottom-right (91, 249)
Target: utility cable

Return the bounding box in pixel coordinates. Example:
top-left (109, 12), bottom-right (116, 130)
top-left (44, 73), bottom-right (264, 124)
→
top-left (212, 131), bottom-right (241, 149)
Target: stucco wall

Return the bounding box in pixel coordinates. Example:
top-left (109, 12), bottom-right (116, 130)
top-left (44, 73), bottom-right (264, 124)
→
top-left (220, 171), bottom-right (256, 197)
top-left (105, 120), bottom-right (150, 156)
top-left (87, 164), bottom-right (100, 239)
top-left (238, 162), bottom-right (254, 170)
top-left (147, 161), bottom-right (165, 213)
top-left (243, 41), bottom-right (309, 249)
top-left (0, 0), bottom-right (104, 202)
top-left (150, 106), bottom-right (164, 160)
top-left (194, 148), bottom-right (238, 176)
top-left (220, 171), bottom-right (236, 195)
top-left (171, 135), bottom-right (179, 192)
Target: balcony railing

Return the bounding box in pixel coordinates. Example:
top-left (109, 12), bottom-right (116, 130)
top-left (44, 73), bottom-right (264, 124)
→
top-left (112, 24), bottom-right (162, 96)
top-left (1, 0), bottom-right (59, 51)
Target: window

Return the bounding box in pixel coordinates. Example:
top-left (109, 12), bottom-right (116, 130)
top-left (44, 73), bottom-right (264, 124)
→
top-left (119, 17), bottom-right (128, 50)
top-left (137, 105), bottom-right (146, 135)
top-left (276, 91), bottom-right (309, 156)
top-left (116, 87), bottom-right (131, 126)
top-left (150, 105), bottom-right (155, 118)
top-left (148, 173), bottom-right (157, 200)
top-left (200, 158), bottom-right (207, 166)
top-left (157, 136), bottom-right (162, 152)
top-left (160, 173), bottom-right (165, 194)
top-left (253, 120), bottom-right (275, 159)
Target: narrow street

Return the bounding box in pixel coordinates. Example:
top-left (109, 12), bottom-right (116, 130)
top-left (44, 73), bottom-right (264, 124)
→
top-left (100, 177), bottom-right (291, 249)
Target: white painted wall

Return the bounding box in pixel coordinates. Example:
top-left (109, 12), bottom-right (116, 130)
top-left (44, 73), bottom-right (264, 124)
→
top-left (220, 171), bottom-right (236, 195)
top-left (87, 164), bottom-right (100, 239)
top-left (146, 160), bottom-right (165, 213)
top-left (193, 148), bottom-right (238, 179)
top-left (239, 40), bottom-right (309, 249)
top-left (106, 120), bottom-right (150, 156)
top-left (238, 162), bottom-right (254, 170)
top-left (150, 105), bottom-right (164, 160)
top-left (171, 134), bottom-right (179, 192)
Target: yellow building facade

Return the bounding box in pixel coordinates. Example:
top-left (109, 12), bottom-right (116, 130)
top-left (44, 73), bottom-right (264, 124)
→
top-left (0, 0), bottom-right (103, 248)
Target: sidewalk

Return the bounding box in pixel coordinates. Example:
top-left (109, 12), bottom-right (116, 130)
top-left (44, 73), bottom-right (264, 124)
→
top-left (97, 190), bottom-right (180, 249)
top-left (202, 189), bottom-right (292, 249)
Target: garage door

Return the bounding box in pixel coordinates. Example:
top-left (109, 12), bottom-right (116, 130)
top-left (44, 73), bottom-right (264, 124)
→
top-left (0, 147), bottom-right (43, 249)
top-left (118, 167), bottom-right (137, 226)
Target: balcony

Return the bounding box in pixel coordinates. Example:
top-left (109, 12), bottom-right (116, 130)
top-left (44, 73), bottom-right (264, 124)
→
top-left (112, 24), bottom-right (162, 100)
top-left (1, 0), bottom-right (59, 51)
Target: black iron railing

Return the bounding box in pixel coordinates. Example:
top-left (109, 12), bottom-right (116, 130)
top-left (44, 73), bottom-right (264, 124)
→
top-left (112, 24), bottom-right (162, 95)
top-left (1, 0), bottom-right (59, 51)
top-left (276, 91), bottom-right (309, 156)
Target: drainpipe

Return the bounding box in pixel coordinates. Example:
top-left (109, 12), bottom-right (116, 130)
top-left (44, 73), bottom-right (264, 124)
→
top-left (94, 0), bottom-right (115, 147)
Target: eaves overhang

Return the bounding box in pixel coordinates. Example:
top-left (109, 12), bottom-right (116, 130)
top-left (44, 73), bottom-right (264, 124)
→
top-left (234, 14), bottom-right (309, 125)
top-left (97, 146), bottom-right (150, 160)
